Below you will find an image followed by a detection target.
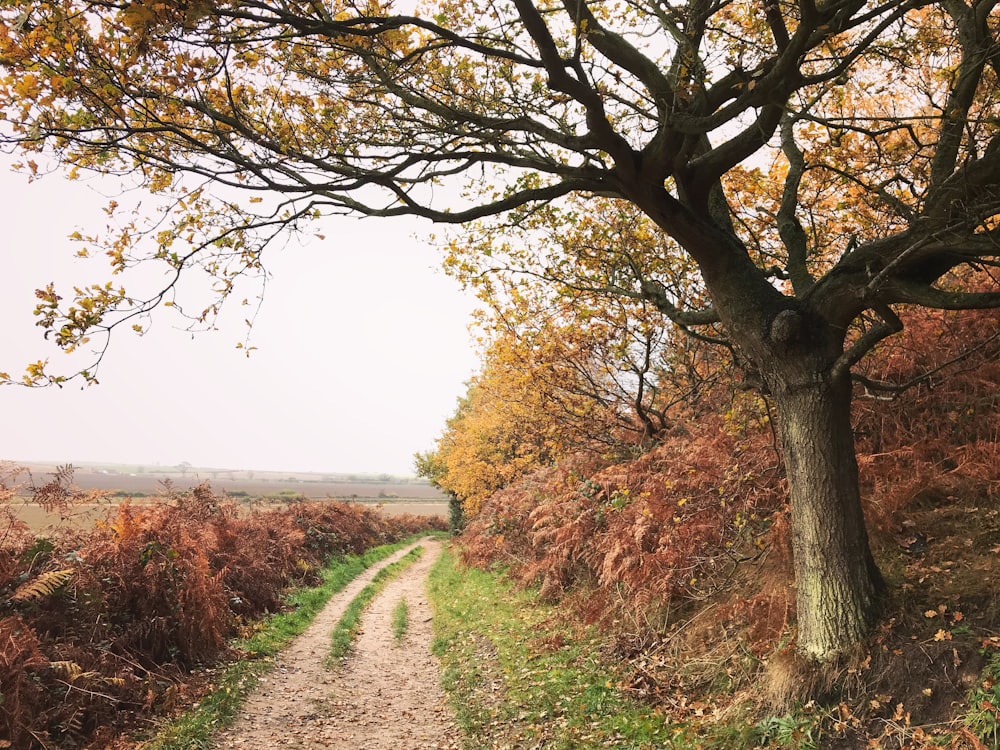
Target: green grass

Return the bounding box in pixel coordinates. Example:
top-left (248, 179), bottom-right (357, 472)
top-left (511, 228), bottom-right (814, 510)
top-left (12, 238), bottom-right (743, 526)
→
top-left (391, 597), bottom-right (409, 644)
top-left (326, 546), bottom-right (424, 665)
top-left (426, 549), bottom-right (828, 750)
top-left (143, 537), bottom-right (423, 750)
top-left (427, 547), bottom-right (695, 749)
top-left (965, 651), bottom-right (1000, 746)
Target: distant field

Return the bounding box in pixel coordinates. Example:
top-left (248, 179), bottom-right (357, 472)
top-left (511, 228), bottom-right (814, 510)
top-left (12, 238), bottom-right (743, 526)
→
top-left (4, 461), bottom-right (449, 531)
top-left (5, 461), bottom-right (446, 499)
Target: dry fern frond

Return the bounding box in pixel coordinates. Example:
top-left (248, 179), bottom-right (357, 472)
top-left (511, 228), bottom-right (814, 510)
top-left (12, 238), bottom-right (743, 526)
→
top-left (49, 660), bottom-right (84, 680)
top-left (49, 661), bottom-right (101, 682)
top-left (10, 568), bottom-right (74, 602)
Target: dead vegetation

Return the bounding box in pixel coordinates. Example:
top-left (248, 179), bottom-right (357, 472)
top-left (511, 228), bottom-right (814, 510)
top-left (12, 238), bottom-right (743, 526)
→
top-left (0, 475), bottom-right (445, 748)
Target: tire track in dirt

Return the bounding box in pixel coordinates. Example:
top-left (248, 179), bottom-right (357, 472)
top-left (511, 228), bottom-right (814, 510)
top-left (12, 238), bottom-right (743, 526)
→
top-left (212, 538), bottom-right (460, 749)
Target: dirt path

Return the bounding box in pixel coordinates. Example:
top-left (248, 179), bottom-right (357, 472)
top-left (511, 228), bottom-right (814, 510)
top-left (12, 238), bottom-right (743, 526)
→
top-left (212, 538), bottom-right (461, 749)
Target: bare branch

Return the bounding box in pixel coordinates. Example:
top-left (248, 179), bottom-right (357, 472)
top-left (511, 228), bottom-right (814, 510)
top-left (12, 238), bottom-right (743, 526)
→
top-left (778, 112), bottom-right (815, 296)
top-left (830, 305), bottom-right (903, 382)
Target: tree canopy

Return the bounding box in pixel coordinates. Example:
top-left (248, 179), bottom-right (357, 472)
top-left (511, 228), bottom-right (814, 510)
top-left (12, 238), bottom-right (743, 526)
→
top-left (3, 0), bottom-right (998, 376)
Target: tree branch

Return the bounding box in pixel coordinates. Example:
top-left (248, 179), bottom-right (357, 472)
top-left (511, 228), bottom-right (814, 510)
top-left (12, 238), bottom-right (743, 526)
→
top-left (778, 111), bottom-right (815, 296)
top-left (853, 327), bottom-right (1000, 395)
top-left (830, 305), bottom-right (903, 382)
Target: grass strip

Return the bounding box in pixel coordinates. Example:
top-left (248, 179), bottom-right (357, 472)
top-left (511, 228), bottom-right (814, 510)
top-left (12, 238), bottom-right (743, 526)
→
top-left (143, 537), bottom-right (425, 750)
top-left (391, 597), bottom-right (409, 645)
top-left (326, 545), bottom-right (424, 665)
top-left (427, 546), bottom-right (694, 750)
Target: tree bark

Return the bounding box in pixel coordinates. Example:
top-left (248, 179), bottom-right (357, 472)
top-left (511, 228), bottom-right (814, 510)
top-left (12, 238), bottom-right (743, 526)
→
top-left (643, 195), bottom-right (888, 661)
top-left (771, 371), bottom-right (885, 660)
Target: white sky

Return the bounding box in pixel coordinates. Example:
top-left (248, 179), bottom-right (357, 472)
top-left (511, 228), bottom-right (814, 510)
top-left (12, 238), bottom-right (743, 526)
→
top-left (0, 163), bottom-right (481, 476)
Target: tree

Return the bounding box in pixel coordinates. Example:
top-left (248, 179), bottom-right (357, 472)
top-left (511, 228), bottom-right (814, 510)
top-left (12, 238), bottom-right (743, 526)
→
top-left (444, 193), bottom-right (735, 447)
top-left (2, 0), bottom-right (1000, 659)
top-left (416, 338), bottom-right (570, 515)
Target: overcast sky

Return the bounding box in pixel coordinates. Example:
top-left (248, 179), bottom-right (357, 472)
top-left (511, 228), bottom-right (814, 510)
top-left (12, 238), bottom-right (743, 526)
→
top-left (0, 162), bottom-right (481, 476)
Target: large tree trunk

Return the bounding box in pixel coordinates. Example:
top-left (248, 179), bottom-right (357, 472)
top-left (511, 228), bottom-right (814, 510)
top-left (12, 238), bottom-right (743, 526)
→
top-left (770, 371), bottom-right (885, 660)
top-left (660, 220), bottom-right (887, 660)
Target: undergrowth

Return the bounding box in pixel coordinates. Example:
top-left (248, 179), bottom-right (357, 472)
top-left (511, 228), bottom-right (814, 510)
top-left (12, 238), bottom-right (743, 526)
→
top-left (447, 303), bottom-right (1000, 748)
top-left (432, 535), bottom-right (1000, 749)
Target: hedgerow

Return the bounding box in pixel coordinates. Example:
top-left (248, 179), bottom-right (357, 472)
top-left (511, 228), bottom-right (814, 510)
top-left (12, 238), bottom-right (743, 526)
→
top-left (460, 302), bottom-right (1000, 652)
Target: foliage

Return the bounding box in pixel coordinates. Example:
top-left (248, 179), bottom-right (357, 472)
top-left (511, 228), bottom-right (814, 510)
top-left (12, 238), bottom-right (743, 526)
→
top-left (417, 334), bottom-right (588, 521)
top-left (443, 296), bottom-right (1000, 746)
top-left (0, 474), bottom-right (445, 749)
top-left (432, 485), bottom-right (1000, 748)
top-left (966, 653), bottom-right (1000, 746)
top-left (460, 403), bottom-right (783, 624)
top-left (2, 0), bottom-right (997, 372)
top-left (852, 301), bottom-right (1000, 526)
top-left (447, 495), bottom-right (466, 534)
top-left (416, 359), bottom-right (562, 515)
top-left (452, 278), bottom-right (1000, 620)
top-left (418, 257), bottom-right (734, 518)
top-left (443, 194), bottom-right (731, 447)
top-left (752, 711), bottom-right (820, 749)
top-left (9, 566), bottom-right (73, 602)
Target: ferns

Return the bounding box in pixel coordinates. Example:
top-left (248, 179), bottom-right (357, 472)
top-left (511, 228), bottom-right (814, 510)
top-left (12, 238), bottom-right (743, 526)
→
top-left (49, 660), bottom-right (127, 687)
top-left (49, 659), bottom-right (87, 679)
top-left (463, 413), bottom-right (784, 622)
top-left (9, 568), bottom-right (74, 603)
top-left (0, 484), bottom-right (445, 748)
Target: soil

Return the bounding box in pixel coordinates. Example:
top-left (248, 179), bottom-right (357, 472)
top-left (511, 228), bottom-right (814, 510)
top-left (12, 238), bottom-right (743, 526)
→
top-left (211, 538), bottom-right (462, 749)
